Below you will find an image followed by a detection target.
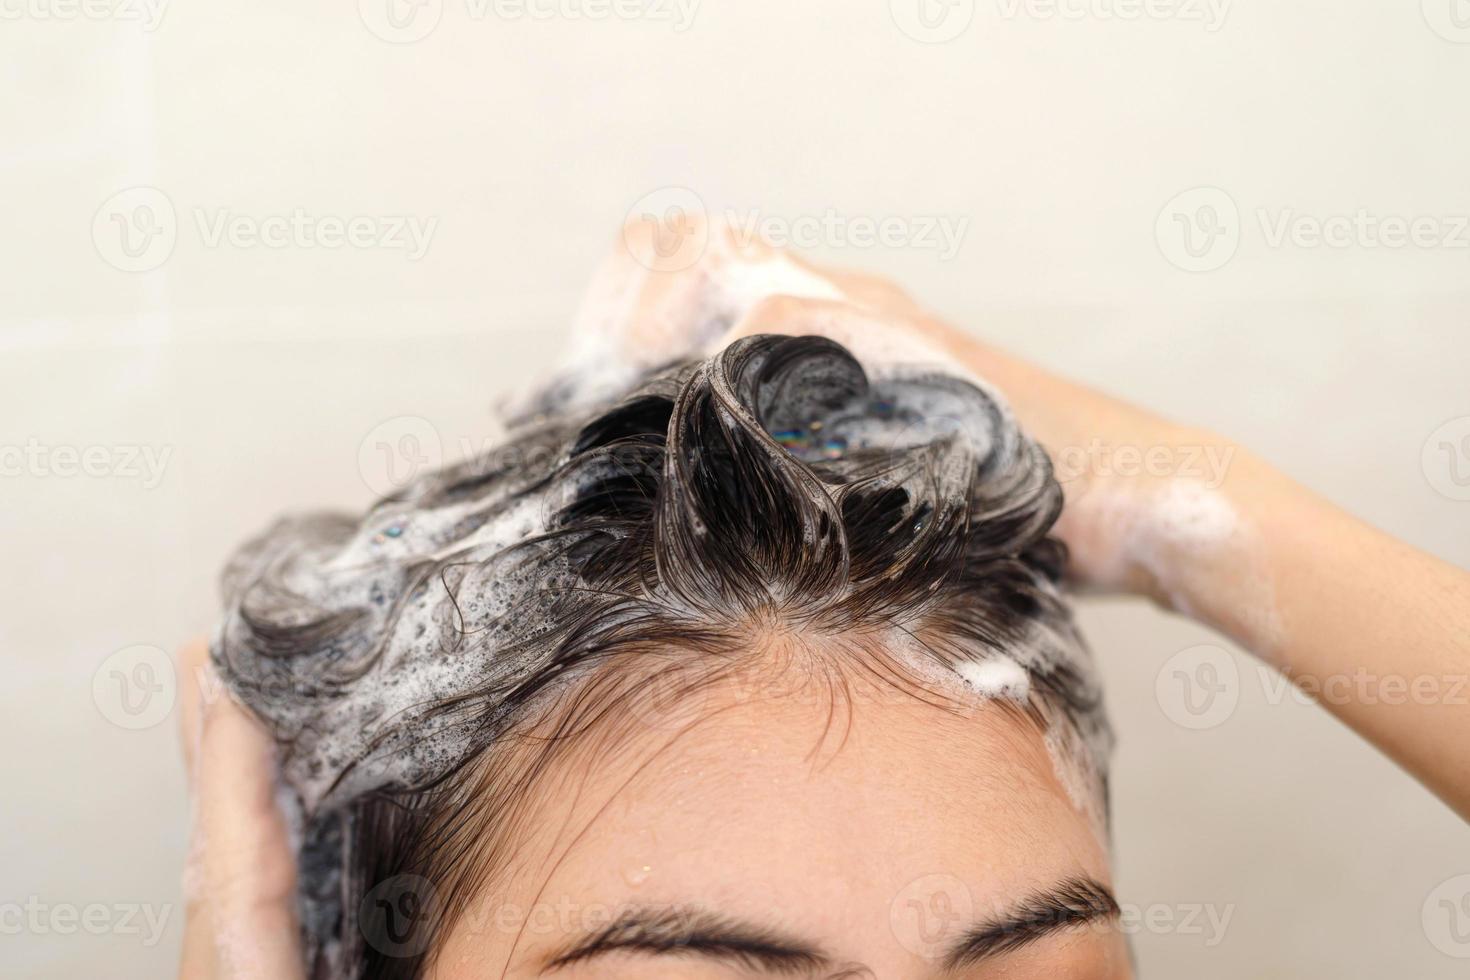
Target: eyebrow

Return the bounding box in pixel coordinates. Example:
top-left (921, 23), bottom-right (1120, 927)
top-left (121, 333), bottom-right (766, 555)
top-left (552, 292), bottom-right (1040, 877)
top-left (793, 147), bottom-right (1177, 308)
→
top-left (941, 876), bottom-right (1122, 971)
top-left (538, 877), bottom-right (1120, 977)
top-left (540, 907), bottom-right (830, 976)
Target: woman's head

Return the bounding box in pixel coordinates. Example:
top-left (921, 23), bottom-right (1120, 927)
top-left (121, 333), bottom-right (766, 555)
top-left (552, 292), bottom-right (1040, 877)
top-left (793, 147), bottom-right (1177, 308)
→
top-left (213, 335), bottom-right (1117, 978)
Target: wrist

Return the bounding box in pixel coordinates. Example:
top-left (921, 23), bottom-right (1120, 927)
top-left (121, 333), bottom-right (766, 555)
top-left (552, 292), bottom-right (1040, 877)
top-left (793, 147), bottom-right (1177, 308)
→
top-left (1059, 429), bottom-right (1281, 634)
top-left (1122, 437), bottom-right (1307, 658)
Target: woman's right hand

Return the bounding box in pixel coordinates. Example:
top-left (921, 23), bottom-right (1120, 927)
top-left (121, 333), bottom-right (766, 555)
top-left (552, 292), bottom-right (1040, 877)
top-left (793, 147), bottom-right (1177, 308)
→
top-left (177, 639), bottom-right (305, 980)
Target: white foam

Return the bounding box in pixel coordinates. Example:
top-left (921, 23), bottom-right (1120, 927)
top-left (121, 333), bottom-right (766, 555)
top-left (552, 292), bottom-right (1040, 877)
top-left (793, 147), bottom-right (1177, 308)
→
top-left (955, 656), bottom-right (1032, 700)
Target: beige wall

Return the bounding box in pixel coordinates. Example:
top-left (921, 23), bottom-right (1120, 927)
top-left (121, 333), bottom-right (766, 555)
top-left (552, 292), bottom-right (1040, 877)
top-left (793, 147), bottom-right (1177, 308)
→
top-left (4, 2), bottom-right (1470, 976)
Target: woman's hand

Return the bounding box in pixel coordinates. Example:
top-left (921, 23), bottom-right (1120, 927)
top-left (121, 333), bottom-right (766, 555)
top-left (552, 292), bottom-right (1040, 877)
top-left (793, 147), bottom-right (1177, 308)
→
top-left (177, 639), bottom-right (305, 980)
top-left (702, 247), bottom-right (1242, 609)
top-left (574, 216), bottom-right (1232, 603)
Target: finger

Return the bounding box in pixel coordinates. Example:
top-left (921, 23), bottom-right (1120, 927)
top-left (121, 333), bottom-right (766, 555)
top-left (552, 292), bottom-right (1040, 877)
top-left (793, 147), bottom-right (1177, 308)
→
top-left (720, 294), bottom-right (876, 340)
top-left (719, 295), bottom-right (966, 377)
top-left (185, 695), bottom-right (304, 980)
top-left (176, 638), bottom-right (212, 784)
top-left (775, 251), bottom-right (922, 316)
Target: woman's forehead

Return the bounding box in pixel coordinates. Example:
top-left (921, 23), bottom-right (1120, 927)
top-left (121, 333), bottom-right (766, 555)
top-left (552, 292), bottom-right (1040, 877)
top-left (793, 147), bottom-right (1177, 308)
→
top-left (440, 675), bottom-right (1115, 978)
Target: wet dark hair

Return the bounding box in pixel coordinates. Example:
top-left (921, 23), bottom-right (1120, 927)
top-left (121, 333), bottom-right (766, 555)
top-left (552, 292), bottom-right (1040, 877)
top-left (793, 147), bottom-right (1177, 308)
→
top-left (212, 334), bottom-right (1111, 978)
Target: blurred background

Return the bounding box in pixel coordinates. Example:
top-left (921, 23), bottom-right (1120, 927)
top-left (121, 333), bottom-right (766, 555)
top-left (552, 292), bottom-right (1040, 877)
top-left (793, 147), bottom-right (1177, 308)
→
top-left (4, 2), bottom-right (1470, 977)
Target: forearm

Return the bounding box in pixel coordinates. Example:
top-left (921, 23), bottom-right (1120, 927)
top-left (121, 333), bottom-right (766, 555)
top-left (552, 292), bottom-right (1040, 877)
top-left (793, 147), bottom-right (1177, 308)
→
top-left (934, 324), bottom-right (1470, 818)
top-left (1183, 451), bottom-right (1470, 819)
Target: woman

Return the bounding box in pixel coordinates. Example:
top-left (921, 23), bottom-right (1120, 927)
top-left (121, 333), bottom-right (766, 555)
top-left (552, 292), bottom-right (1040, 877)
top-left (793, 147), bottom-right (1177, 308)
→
top-left (177, 222), bottom-right (1470, 980)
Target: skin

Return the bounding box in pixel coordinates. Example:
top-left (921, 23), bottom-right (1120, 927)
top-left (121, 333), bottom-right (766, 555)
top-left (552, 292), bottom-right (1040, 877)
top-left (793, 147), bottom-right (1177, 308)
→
top-left (177, 640), bottom-right (303, 980)
top-left (431, 653), bottom-right (1130, 980)
top-left (177, 221), bottom-right (1470, 978)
